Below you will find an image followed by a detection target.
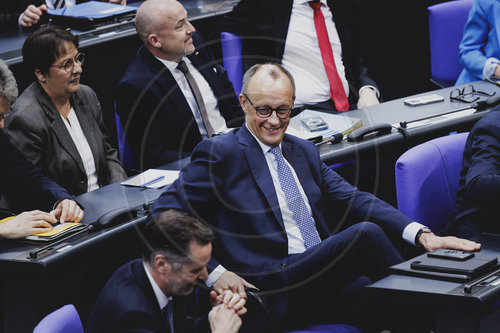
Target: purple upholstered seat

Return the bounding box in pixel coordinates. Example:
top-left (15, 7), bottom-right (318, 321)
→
top-left (220, 32), bottom-right (244, 95)
top-left (395, 132), bottom-right (468, 233)
top-left (33, 304), bottom-right (84, 333)
top-left (427, 0), bottom-right (474, 87)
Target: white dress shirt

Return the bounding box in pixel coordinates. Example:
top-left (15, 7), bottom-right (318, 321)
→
top-left (61, 107), bottom-right (99, 192)
top-left (282, 0), bottom-right (349, 107)
top-left (143, 261), bottom-right (171, 311)
top-left (156, 56), bottom-right (229, 138)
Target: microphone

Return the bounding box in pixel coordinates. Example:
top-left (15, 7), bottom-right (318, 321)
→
top-left (314, 132), bottom-right (344, 147)
top-left (328, 132), bottom-right (344, 143)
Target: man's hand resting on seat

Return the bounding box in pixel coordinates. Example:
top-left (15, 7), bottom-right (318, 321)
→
top-left (418, 232), bottom-right (481, 252)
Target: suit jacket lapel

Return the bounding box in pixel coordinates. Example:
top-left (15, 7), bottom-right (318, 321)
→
top-left (238, 127), bottom-right (286, 231)
top-left (141, 48), bottom-right (196, 128)
top-left (133, 260), bottom-right (168, 330)
top-left (35, 83), bottom-right (86, 175)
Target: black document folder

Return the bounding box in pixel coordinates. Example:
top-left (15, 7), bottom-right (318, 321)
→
top-left (391, 250), bottom-right (499, 282)
top-left (47, 1), bottom-right (136, 31)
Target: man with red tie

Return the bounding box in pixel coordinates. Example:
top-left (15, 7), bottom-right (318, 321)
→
top-left (217, 0), bottom-right (380, 112)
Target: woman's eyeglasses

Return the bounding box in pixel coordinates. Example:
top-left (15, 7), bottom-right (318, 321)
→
top-left (450, 84), bottom-right (496, 103)
top-left (50, 52), bottom-right (86, 73)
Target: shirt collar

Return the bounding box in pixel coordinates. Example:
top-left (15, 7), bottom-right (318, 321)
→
top-left (143, 261), bottom-right (172, 310)
top-left (296, 0), bottom-right (327, 5)
top-left (155, 56), bottom-right (191, 73)
top-left (244, 123), bottom-right (282, 155)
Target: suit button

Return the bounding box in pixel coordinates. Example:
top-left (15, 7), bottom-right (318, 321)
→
top-left (280, 263), bottom-right (287, 269)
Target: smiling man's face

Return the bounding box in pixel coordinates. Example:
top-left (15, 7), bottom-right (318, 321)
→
top-left (240, 66), bottom-right (295, 147)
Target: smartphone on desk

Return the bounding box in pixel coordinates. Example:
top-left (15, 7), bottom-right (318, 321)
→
top-left (404, 94), bottom-right (444, 106)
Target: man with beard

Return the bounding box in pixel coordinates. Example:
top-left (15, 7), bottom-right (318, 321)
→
top-left (115, 0), bottom-right (243, 169)
top-left (86, 209), bottom-right (246, 333)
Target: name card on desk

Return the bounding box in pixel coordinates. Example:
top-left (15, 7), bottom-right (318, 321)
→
top-left (120, 169), bottom-right (180, 189)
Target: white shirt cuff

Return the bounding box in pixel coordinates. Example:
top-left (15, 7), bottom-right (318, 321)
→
top-left (205, 264), bottom-right (226, 287)
top-left (402, 222), bottom-right (428, 245)
top-left (359, 85), bottom-right (380, 98)
top-left (484, 57), bottom-right (500, 80)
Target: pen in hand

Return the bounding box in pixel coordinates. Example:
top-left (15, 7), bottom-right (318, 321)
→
top-left (140, 175), bottom-right (165, 190)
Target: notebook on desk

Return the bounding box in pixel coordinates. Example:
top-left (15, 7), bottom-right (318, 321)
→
top-left (47, 1), bottom-right (137, 31)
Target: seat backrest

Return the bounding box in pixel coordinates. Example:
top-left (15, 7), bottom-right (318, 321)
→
top-left (220, 32), bottom-right (244, 95)
top-left (114, 109), bottom-right (136, 171)
top-left (33, 304), bottom-right (84, 333)
top-left (395, 132), bottom-right (468, 232)
top-left (427, 0), bottom-right (473, 87)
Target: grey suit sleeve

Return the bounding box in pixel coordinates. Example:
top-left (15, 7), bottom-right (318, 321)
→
top-left (4, 109), bottom-right (46, 171)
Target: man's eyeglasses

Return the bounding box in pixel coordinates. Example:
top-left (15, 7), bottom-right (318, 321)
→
top-left (449, 84), bottom-right (496, 103)
top-left (243, 94), bottom-right (293, 119)
top-left (50, 52), bottom-right (86, 73)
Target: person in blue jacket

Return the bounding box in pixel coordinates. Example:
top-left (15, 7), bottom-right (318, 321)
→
top-left (455, 0), bottom-right (500, 85)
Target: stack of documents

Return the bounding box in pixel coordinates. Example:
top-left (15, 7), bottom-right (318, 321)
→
top-left (25, 222), bottom-right (87, 242)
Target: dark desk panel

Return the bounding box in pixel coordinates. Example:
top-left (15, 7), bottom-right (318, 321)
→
top-left (316, 80), bottom-right (499, 206)
top-left (366, 233), bottom-right (500, 333)
top-left (318, 80), bottom-right (499, 165)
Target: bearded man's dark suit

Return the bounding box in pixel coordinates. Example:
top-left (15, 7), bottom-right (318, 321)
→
top-left (149, 126), bottom-right (411, 328)
top-left (86, 259), bottom-right (210, 333)
top-left (115, 33), bottom-right (244, 169)
top-left (216, 0), bottom-right (378, 107)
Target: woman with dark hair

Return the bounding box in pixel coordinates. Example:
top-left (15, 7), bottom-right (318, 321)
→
top-left (5, 25), bottom-right (126, 196)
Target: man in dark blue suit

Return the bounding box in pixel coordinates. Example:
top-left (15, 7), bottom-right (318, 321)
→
top-left (451, 105), bottom-right (500, 238)
top-left (149, 63), bottom-right (480, 330)
top-left (86, 209), bottom-right (245, 333)
top-left (115, 0), bottom-right (244, 170)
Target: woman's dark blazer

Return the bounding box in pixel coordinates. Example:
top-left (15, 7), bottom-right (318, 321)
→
top-left (5, 82), bottom-right (126, 196)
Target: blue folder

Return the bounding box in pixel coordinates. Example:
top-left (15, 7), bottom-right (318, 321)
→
top-left (48, 1), bottom-right (137, 30)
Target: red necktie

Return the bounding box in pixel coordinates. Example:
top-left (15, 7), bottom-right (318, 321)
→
top-left (309, 1), bottom-right (350, 111)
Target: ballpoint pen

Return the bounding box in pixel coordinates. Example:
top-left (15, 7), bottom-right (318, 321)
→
top-left (140, 175), bottom-right (165, 190)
